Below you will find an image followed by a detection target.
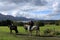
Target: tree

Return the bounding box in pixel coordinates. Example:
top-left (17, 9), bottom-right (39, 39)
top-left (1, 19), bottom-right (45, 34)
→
top-left (6, 19), bottom-right (13, 25)
top-left (35, 21), bottom-right (44, 27)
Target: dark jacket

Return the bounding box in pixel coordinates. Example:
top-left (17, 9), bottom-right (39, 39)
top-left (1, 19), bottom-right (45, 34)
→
top-left (29, 21), bottom-right (34, 26)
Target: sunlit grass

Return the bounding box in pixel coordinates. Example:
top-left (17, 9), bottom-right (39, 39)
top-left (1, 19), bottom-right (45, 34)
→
top-left (0, 25), bottom-right (60, 40)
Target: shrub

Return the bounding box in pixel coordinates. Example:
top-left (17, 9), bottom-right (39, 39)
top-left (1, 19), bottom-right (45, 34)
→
top-left (44, 29), bottom-right (51, 34)
top-left (43, 29), bottom-right (55, 36)
top-left (54, 31), bottom-right (60, 35)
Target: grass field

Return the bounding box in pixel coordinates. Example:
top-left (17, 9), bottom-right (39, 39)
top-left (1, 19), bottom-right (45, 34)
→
top-left (0, 25), bottom-right (60, 40)
top-left (40, 25), bottom-right (60, 35)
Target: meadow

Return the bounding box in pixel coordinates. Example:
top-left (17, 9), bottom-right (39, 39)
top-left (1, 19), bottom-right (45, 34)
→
top-left (0, 25), bottom-right (60, 40)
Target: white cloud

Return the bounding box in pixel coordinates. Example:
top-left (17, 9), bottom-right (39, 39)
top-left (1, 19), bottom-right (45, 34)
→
top-left (41, 0), bottom-right (60, 20)
top-left (0, 0), bottom-right (60, 20)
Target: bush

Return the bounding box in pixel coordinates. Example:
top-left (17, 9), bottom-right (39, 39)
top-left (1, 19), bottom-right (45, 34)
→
top-left (54, 31), bottom-right (60, 35)
top-left (43, 29), bottom-right (55, 36)
top-left (44, 29), bottom-right (51, 34)
top-left (43, 28), bottom-right (60, 37)
top-left (44, 29), bottom-right (52, 35)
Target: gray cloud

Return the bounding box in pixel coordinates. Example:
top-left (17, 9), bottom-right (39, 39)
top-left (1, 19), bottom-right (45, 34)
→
top-left (0, 0), bottom-right (47, 5)
top-left (0, 0), bottom-right (54, 20)
top-left (0, 0), bottom-right (47, 11)
top-left (11, 0), bottom-right (30, 3)
top-left (12, 0), bottom-right (47, 6)
top-left (33, 0), bottom-right (47, 6)
top-left (0, 5), bottom-right (17, 11)
top-left (0, 0), bottom-right (46, 11)
top-left (47, 2), bottom-right (60, 17)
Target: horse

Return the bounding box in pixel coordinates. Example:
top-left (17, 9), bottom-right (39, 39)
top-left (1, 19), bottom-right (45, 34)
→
top-left (8, 24), bottom-right (18, 34)
top-left (24, 24), bottom-right (40, 36)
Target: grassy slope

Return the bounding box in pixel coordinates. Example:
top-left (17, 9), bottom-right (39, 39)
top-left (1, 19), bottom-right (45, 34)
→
top-left (0, 25), bottom-right (60, 40)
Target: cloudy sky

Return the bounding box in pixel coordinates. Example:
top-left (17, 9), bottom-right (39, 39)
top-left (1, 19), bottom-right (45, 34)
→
top-left (0, 0), bottom-right (60, 20)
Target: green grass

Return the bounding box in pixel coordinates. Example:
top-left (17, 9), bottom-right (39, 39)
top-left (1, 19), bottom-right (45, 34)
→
top-left (40, 25), bottom-right (60, 34)
top-left (0, 25), bottom-right (60, 40)
top-left (0, 26), bottom-right (41, 40)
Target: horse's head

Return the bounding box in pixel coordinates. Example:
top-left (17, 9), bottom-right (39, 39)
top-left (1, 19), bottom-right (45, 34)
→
top-left (24, 24), bottom-right (30, 31)
top-left (24, 24), bottom-right (30, 27)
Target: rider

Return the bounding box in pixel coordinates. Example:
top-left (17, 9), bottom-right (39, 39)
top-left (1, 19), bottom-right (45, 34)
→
top-left (29, 20), bottom-right (34, 31)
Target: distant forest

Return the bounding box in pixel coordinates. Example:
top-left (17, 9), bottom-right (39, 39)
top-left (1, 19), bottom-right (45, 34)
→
top-left (0, 19), bottom-right (60, 26)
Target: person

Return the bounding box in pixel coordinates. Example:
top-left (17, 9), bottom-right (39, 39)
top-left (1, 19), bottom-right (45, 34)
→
top-left (29, 20), bottom-right (34, 31)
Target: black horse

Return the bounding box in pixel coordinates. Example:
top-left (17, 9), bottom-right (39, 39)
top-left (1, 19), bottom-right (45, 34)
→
top-left (8, 25), bottom-right (18, 34)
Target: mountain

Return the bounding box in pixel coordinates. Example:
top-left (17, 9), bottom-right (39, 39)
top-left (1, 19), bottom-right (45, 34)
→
top-left (0, 14), bottom-right (34, 21)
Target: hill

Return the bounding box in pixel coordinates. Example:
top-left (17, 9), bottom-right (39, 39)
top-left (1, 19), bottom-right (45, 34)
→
top-left (0, 14), bottom-right (33, 21)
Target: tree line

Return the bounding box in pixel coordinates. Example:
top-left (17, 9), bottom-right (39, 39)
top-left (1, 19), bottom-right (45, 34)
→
top-left (0, 20), bottom-right (60, 26)
top-left (0, 20), bottom-right (23, 26)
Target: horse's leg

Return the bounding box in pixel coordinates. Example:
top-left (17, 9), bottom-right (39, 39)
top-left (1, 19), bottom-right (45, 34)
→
top-left (24, 26), bottom-right (27, 34)
top-left (36, 26), bottom-right (40, 36)
top-left (36, 30), bottom-right (38, 36)
top-left (29, 26), bottom-right (32, 36)
top-left (30, 31), bottom-right (32, 36)
top-left (15, 29), bottom-right (18, 34)
top-left (29, 31), bottom-right (32, 36)
top-left (36, 30), bottom-right (40, 36)
top-left (36, 30), bottom-right (37, 35)
top-left (10, 30), bottom-right (12, 34)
